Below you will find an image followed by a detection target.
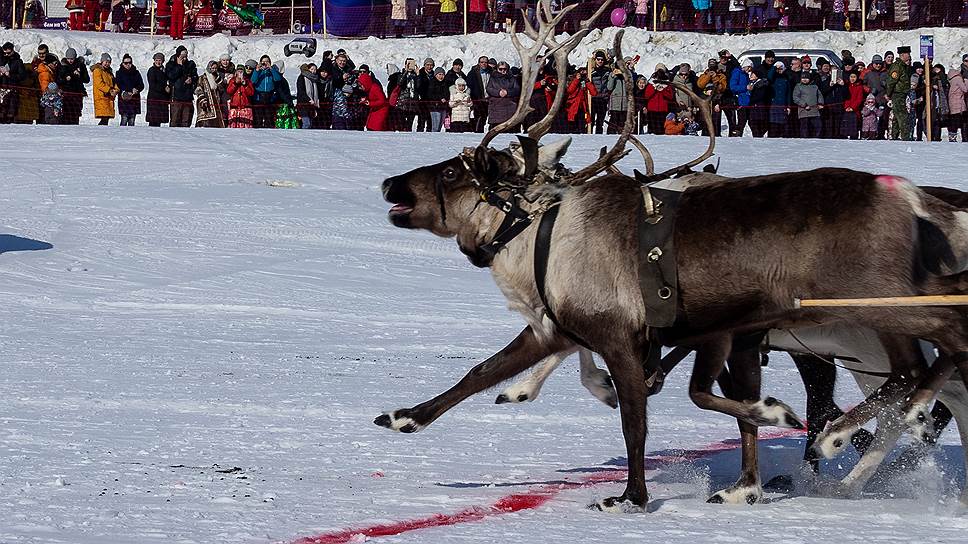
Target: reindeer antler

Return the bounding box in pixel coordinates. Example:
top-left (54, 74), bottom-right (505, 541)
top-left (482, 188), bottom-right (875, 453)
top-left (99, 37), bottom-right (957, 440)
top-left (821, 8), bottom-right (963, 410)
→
top-left (526, 0), bottom-right (611, 142)
top-left (479, 1), bottom-right (579, 149)
top-left (561, 31), bottom-right (638, 185)
top-left (652, 79), bottom-right (716, 179)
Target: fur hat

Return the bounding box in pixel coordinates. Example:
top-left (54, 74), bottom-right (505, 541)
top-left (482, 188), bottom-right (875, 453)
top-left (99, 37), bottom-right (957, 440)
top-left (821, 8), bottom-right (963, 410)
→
top-left (740, 59), bottom-right (753, 68)
top-left (897, 46), bottom-right (911, 55)
top-left (100, 53), bottom-right (111, 63)
top-left (65, 47), bottom-right (77, 59)
top-left (774, 61), bottom-right (785, 69)
top-left (455, 78), bottom-right (467, 86)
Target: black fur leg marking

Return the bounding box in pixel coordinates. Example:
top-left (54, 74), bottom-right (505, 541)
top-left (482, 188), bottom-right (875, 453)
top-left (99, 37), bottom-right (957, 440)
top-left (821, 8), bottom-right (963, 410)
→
top-left (764, 397), bottom-right (778, 407)
top-left (374, 414), bottom-right (392, 428)
top-left (745, 494), bottom-right (757, 505)
top-left (707, 494), bottom-right (724, 504)
top-left (785, 414), bottom-right (805, 430)
top-left (495, 394), bottom-right (510, 404)
top-left (517, 393), bottom-right (528, 402)
top-left (851, 428), bottom-right (874, 455)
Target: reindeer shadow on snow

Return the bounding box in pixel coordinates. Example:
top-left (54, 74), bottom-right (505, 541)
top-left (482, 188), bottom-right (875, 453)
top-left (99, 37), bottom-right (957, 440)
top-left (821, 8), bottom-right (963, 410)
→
top-left (373, 0), bottom-right (968, 513)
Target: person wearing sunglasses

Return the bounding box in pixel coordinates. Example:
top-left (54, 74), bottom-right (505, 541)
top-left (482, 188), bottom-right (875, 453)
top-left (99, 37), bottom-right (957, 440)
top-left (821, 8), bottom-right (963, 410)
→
top-left (115, 54), bottom-right (144, 126)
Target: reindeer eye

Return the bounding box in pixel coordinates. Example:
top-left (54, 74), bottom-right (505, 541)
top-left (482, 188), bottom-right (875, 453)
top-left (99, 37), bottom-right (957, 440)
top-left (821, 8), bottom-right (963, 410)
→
top-left (442, 167), bottom-right (458, 182)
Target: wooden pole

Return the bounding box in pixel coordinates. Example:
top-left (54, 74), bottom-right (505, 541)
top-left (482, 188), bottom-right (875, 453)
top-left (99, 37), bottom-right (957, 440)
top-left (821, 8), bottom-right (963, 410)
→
top-left (12, 0), bottom-right (17, 29)
top-left (322, 0), bottom-right (327, 38)
top-left (925, 57), bottom-right (932, 142)
top-left (309, 0), bottom-right (313, 34)
top-left (861, 0), bottom-right (866, 32)
top-left (150, 0), bottom-right (155, 35)
top-left (290, 0), bottom-right (295, 33)
top-left (586, 56), bottom-right (594, 134)
top-left (794, 295), bottom-right (968, 308)
top-left (463, 0), bottom-right (467, 35)
top-left (652, 0), bottom-right (657, 31)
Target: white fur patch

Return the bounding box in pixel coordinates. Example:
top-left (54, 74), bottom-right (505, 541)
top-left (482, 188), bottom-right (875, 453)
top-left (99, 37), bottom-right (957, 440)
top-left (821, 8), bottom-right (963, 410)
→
top-left (591, 498), bottom-right (646, 514)
top-left (381, 412), bottom-right (425, 433)
top-left (708, 483), bottom-right (763, 505)
top-left (750, 398), bottom-right (804, 428)
top-left (813, 422), bottom-right (854, 459)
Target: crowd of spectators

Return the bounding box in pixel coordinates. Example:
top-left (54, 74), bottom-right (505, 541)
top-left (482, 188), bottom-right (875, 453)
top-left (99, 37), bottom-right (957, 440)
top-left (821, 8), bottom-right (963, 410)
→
top-left (1, 40), bottom-right (967, 140)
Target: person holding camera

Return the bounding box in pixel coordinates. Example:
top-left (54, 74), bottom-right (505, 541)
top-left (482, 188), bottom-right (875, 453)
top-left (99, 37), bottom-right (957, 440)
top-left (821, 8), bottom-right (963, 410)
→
top-left (166, 45), bottom-right (198, 127)
top-left (226, 66), bottom-right (255, 128)
top-left (565, 65), bottom-right (597, 134)
top-left (250, 54), bottom-right (282, 128)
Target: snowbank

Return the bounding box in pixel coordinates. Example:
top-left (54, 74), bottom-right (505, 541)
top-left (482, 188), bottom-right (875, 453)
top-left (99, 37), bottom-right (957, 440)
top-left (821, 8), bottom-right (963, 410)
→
top-left (2, 26), bottom-right (967, 94)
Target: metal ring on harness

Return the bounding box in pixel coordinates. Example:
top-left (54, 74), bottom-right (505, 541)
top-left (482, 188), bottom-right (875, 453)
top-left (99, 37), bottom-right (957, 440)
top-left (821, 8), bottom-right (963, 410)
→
top-left (657, 286), bottom-right (672, 300)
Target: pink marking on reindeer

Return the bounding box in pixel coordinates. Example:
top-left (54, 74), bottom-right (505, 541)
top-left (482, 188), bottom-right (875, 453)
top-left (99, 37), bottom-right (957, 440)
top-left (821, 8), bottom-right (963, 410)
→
top-left (875, 175), bottom-right (907, 193)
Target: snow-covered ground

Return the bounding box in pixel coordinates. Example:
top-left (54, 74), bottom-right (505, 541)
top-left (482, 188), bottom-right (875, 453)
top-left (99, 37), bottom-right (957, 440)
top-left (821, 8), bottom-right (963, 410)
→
top-left (2, 25), bottom-right (968, 122)
top-left (2, 126), bottom-right (968, 544)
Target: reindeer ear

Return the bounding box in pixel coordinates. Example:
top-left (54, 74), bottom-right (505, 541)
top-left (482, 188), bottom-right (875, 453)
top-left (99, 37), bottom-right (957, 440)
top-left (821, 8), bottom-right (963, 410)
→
top-left (473, 145), bottom-right (495, 181)
top-left (537, 137), bottom-right (572, 171)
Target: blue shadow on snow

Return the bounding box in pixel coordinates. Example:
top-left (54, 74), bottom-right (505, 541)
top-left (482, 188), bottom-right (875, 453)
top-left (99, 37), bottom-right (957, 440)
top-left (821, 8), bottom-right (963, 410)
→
top-left (0, 234), bottom-right (53, 254)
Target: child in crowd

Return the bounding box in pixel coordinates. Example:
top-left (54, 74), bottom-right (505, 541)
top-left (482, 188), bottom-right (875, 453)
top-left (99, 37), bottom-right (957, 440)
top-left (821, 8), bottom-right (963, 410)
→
top-left (40, 82), bottom-right (63, 124)
top-left (861, 94), bottom-right (882, 140)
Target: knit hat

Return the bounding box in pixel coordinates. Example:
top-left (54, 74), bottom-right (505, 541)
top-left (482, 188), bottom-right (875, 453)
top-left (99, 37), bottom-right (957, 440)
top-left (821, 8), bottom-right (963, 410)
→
top-left (455, 78), bottom-right (466, 86)
top-left (433, 66), bottom-right (445, 75)
top-left (245, 59), bottom-right (257, 69)
top-left (274, 60), bottom-right (285, 74)
top-left (100, 53), bottom-right (111, 63)
top-left (153, 52), bottom-right (164, 61)
top-left (65, 47), bottom-right (77, 59)
top-left (740, 59), bottom-right (753, 68)
top-left (594, 50), bottom-right (607, 60)
top-left (800, 54), bottom-right (811, 63)
top-left (122, 53), bottom-right (132, 62)
top-left (453, 58), bottom-right (463, 67)
top-left (913, 61), bottom-right (923, 70)
top-left (219, 53), bottom-right (231, 61)
top-left (47, 82), bottom-right (57, 91)
top-left (764, 50), bottom-right (775, 58)
top-left (842, 56), bottom-right (855, 67)
top-left (665, 112), bottom-right (677, 121)
top-left (423, 57), bottom-right (435, 66)
top-left (488, 57), bottom-right (497, 66)
top-left (871, 54), bottom-right (883, 64)
top-left (962, 53), bottom-right (968, 62)
top-left (774, 61), bottom-right (785, 69)
top-left (865, 93), bottom-right (875, 102)
top-left (884, 50), bottom-right (894, 58)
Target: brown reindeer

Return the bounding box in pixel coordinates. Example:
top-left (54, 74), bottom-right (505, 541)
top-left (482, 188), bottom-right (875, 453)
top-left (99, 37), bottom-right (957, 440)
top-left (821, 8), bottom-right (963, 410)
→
top-left (375, 1), bottom-right (968, 511)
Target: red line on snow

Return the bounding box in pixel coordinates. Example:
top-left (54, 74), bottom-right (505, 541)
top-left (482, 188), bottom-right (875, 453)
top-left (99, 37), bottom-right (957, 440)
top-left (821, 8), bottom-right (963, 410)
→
top-left (292, 429), bottom-right (804, 544)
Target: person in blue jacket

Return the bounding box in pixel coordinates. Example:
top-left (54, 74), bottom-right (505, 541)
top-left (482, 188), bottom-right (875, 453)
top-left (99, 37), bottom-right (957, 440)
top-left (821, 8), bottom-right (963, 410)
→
top-left (767, 61), bottom-right (792, 137)
top-left (728, 58), bottom-right (752, 136)
top-left (251, 54), bottom-right (282, 128)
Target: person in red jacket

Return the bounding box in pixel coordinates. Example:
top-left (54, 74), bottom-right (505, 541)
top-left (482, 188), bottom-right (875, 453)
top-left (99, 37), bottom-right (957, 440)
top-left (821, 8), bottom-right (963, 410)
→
top-left (170, 0), bottom-right (185, 39)
top-left (358, 72), bottom-right (389, 131)
top-left (841, 71), bottom-right (865, 140)
top-left (643, 75), bottom-right (674, 134)
top-left (226, 67), bottom-right (255, 128)
top-left (565, 66), bottom-right (597, 134)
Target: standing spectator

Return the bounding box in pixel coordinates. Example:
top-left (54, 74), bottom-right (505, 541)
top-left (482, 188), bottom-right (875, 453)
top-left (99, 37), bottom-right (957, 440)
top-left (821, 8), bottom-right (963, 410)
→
top-left (766, 61), bottom-right (791, 137)
top-left (643, 69), bottom-right (674, 134)
top-left (862, 54), bottom-right (888, 138)
top-left (911, 62), bottom-right (927, 141)
top-left (250, 54), bottom-right (281, 128)
top-left (861, 94), bottom-right (882, 140)
top-left (693, 0), bottom-right (712, 28)
top-left (589, 51), bottom-right (610, 134)
top-left (166, 46), bottom-right (198, 127)
top-left (66, 0), bottom-right (85, 29)
top-left (793, 70), bottom-right (823, 138)
top-left (115, 53), bottom-right (144, 126)
top-left (358, 71), bottom-right (390, 131)
top-left (214, 53), bottom-right (235, 121)
top-left (948, 55), bottom-right (968, 142)
top-left (634, 0), bottom-right (649, 28)
top-left (928, 63), bottom-right (949, 142)
top-left (697, 59), bottom-right (727, 136)
top-left (34, 58), bottom-right (57, 124)
top-left (195, 60), bottom-right (226, 128)
top-left (444, 58), bottom-right (467, 88)
top-left (467, 55), bottom-right (491, 132)
top-left (633, 75), bottom-right (650, 134)
top-left (468, 0), bottom-right (488, 31)
top-left (816, 60), bottom-right (837, 138)
top-left (448, 78), bottom-right (472, 133)
top-left (440, 0), bottom-right (459, 33)
top-left (607, 59), bottom-right (633, 134)
top-left (15, 56), bottom-right (39, 124)
top-left (885, 45), bottom-right (913, 140)
top-left (296, 63), bottom-right (322, 129)
top-left (1, 42), bottom-right (25, 124)
top-left (729, 59), bottom-right (752, 136)
top-left (390, 0), bottom-right (407, 37)
top-left (841, 71), bottom-right (865, 139)
top-left (40, 82), bottom-right (63, 124)
top-left (415, 57), bottom-right (436, 132)
top-left (273, 61), bottom-right (297, 129)
top-left (331, 82), bottom-right (356, 130)
top-left (316, 65), bottom-right (335, 129)
top-left (485, 61), bottom-right (521, 130)
top-left (145, 52), bottom-right (170, 127)
top-left (226, 66), bottom-right (254, 128)
top-left (91, 53), bottom-right (119, 126)
top-left (565, 66), bottom-right (596, 134)
top-left (426, 66), bottom-right (450, 132)
top-left (673, 62), bottom-right (697, 113)
top-left (395, 58), bottom-right (421, 130)
top-left (747, 70), bottom-right (771, 137)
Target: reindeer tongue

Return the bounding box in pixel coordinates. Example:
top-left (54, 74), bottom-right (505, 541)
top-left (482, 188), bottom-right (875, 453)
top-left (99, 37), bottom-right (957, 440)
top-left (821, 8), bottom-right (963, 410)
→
top-left (389, 204), bottom-right (413, 214)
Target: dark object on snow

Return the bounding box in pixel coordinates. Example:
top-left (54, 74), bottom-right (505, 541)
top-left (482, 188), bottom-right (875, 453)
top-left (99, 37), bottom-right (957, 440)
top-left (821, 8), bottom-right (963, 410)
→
top-left (284, 37), bottom-right (317, 58)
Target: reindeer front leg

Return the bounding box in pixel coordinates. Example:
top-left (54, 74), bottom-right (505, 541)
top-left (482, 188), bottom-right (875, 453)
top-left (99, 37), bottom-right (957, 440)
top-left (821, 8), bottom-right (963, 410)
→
top-left (374, 326), bottom-right (570, 433)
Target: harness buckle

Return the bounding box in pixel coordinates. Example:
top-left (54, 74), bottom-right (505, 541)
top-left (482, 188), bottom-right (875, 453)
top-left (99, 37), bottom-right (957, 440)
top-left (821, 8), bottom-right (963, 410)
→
top-left (647, 247), bottom-right (663, 262)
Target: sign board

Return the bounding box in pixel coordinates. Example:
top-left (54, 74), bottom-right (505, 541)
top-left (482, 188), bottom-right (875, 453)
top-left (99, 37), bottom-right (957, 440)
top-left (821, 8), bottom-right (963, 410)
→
top-left (920, 35), bottom-right (934, 59)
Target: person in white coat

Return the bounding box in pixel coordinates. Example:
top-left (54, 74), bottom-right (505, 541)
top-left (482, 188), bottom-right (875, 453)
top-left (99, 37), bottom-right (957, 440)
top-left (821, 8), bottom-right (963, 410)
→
top-left (448, 78), bottom-right (472, 133)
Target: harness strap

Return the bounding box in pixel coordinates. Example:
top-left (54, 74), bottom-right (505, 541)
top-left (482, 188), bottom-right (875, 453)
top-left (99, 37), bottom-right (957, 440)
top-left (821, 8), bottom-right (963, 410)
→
top-left (534, 202), bottom-right (595, 351)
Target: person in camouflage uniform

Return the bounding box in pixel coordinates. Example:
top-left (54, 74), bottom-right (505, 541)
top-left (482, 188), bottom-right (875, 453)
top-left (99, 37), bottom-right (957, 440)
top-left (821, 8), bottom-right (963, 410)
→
top-left (885, 45), bottom-right (914, 140)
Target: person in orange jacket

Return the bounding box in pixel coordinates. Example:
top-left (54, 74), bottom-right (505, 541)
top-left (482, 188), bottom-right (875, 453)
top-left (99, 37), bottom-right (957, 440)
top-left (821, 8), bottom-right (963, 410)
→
top-left (565, 66), bottom-right (597, 134)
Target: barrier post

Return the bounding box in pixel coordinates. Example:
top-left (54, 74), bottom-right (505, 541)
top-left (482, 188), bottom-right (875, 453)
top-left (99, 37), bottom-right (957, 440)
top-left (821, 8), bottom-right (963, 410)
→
top-left (309, 0), bottom-right (313, 34)
top-left (925, 57), bottom-right (932, 142)
top-left (463, 0), bottom-right (467, 35)
top-left (652, 0), bottom-right (657, 31)
top-left (290, 0), bottom-right (294, 33)
top-left (12, 0), bottom-right (17, 29)
top-left (150, 0), bottom-right (155, 35)
top-left (322, 0), bottom-right (327, 37)
top-left (861, 0), bottom-right (866, 32)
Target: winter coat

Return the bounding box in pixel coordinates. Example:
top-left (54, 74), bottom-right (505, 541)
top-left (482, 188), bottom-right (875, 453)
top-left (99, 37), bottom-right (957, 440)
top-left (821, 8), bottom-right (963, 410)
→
top-left (296, 71), bottom-right (322, 115)
top-left (697, 71), bottom-right (727, 100)
top-left (766, 68), bottom-right (792, 124)
top-left (391, 0), bottom-right (406, 19)
top-left (35, 62), bottom-right (55, 94)
top-left (861, 101), bottom-right (882, 132)
top-left (692, 0), bottom-right (711, 9)
top-left (425, 77), bottom-right (451, 112)
top-left (449, 85), bottom-right (473, 123)
top-left (748, 78), bottom-right (772, 124)
top-left (643, 82), bottom-right (674, 112)
top-left (274, 77), bottom-right (294, 108)
top-left (0, 51), bottom-right (25, 91)
top-left (226, 77), bottom-right (255, 108)
top-left (440, 0), bottom-right (457, 13)
top-left (664, 116), bottom-right (685, 135)
top-left (395, 70), bottom-right (421, 112)
top-left (251, 65), bottom-right (282, 97)
top-left (607, 71), bottom-right (630, 112)
top-left (15, 64), bottom-right (39, 123)
top-left (56, 58), bottom-right (89, 97)
top-left (590, 66), bottom-right (610, 102)
top-left (565, 76), bottom-right (597, 122)
top-left (729, 67), bottom-right (751, 107)
top-left (792, 82), bottom-right (823, 119)
top-left (862, 69), bottom-right (889, 105)
top-left (358, 72), bottom-right (389, 131)
top-left (635, 0), bottom-right (649, 13)
top-left (114, 64), bottom-right (144, 116)
top-left (949, 70), bottom-right (968, 116)
top-left (467, 66), bottom-right (490, 101)
top-left (166, 57), bottom-right (198, 102)
top-left (844, 80), bottom-right (865, 113)
top-left (470, 0), bottom-right (487, 12)
top-left (91, 64), bottom-right (119, 118)
top-left (485, 71), bottom-right (521, 125)
top-left (146, 65), bottom-right (170, 124)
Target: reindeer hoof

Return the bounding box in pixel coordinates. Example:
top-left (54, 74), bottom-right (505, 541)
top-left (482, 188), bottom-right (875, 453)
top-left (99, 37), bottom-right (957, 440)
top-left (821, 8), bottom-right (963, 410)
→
top-left (749, 397), bottom-right (805, 429)
top-left (707, 484), bottom-right (762, 505)
top-left (813, 422), bottom-right (853, 459)
top-left (581, 368), bottom-right (619, 409)
top-left (374, 409), bottom-right (425, 433)
top-left (903, 403), bottom-right (934, 442)
top-left (589, 496), bottom-right (646, 513)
